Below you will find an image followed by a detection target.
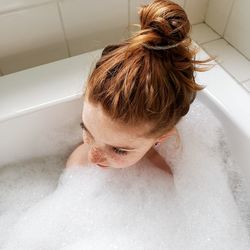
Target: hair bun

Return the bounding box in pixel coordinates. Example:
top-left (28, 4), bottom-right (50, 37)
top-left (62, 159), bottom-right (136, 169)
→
top-left (138, 0), bottom-right (190, 49)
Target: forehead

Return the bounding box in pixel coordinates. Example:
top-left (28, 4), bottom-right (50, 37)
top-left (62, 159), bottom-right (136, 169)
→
top-left (82, 100), bottom-right (152, 145)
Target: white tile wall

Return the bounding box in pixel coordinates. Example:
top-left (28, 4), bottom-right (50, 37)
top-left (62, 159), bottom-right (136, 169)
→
top-left (191, 23), bottom-right (220, 44)
top-left (0, 0), bottom-right (210, 75)
top-left (59, 0), bottom-right (128, 56)
top-left (130, 0), bottom-right (150, 26)
top-left (130, 0), bottom-right (188, 28)
top-left (0, 3), bottom-right (68, 75)
top-left (129, 0), bottom-right (196, 36)
top-left (192, 22), bottom-right (250, 93)
top-left (0, 0), bottom-right (55, 13)
top-left (205, 0), bottom-right (234, 35)
top-left (202, 39), bottom-right (250, 83)
top-left (174, 0), bottom-right (185, 7)
top-left (184, 0), bottom-right (209, 24)
top-left (1, 0), bottom-right (249, 81)
top-left (224, 0), bottom-right (250, 60)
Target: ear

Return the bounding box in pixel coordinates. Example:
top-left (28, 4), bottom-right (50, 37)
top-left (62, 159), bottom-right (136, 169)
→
top-left (156, 128), bottom-right (177, 143)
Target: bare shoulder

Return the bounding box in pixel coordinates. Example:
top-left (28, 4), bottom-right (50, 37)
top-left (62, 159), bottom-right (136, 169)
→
top-left (145, 147), bottom-right (173, 176)
top-left (66, 143), bottom-right (89, 168)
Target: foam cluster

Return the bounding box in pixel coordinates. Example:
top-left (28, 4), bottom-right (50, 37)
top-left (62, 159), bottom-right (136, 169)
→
top-left (0, 100), bottom-right (250, 250)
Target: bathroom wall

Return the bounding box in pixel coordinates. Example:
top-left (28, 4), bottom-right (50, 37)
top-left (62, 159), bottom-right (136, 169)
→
top-left (0, 0), bottom-right (208, 76)
top-left (206, 0), bottom-right (250, 60)
top-left (190, 0), bottom-right (250, 93)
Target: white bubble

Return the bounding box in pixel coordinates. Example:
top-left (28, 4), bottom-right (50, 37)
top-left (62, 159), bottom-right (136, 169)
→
top-left (1, 100), bottom-right (250, 250)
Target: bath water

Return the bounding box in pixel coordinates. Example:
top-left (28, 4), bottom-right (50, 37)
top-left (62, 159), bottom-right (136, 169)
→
top-left (0, 99), bottom-right (250, 250)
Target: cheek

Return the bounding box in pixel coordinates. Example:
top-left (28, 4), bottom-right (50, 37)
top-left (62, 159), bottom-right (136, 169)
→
top-left (109, 153), bottom-right (123, 162)
top-left (108, 153), bottom-right (130, 167)
top-left (111, 152), bottom-right (145, 167)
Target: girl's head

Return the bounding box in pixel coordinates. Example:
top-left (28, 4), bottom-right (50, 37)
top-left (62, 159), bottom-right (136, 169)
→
top-left (82, 0), bottom-right (210, 168)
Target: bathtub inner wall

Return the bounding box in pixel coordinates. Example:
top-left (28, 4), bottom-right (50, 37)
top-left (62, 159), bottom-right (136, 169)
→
top-left (0, 98), bottom-right (82, 167)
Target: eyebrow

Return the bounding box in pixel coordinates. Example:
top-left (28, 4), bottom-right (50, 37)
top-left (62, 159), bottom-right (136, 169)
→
top-left (80, 121), bottom-right (136, 151)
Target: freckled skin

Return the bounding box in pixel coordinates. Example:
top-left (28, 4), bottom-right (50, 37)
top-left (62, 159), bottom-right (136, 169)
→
top-left (109, 152), bottom-right (126, 165)
top-left (82, 131), bottom-right (129, 168)
top-left (67, 98), bottom-right (174, 175)
top-left (88, 147), bottom-right (106, 163)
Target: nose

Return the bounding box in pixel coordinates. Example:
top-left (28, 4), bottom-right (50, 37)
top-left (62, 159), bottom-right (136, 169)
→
top-left (89, 146), bottom-right (106, 164)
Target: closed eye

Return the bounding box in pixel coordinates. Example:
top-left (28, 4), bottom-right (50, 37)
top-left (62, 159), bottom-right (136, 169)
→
top-left (81, 122), bottom-right (92, 133)
top-left (80, 122), bottom-right (92, 136)
top-left (80, 121), bottom-right (130, 156)
top-left (112, 147), bottom-right (128, 156)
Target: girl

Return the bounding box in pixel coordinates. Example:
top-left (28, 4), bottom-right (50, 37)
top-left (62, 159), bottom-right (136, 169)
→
top-left (66, 0), bottom-right (210, 175)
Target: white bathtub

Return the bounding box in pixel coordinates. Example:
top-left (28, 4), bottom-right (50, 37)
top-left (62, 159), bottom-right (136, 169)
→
top-left (0, 48), bottom-right (249, 197)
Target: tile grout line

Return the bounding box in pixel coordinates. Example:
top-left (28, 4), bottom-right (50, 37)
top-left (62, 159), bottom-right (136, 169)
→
top-left (199, 22), bottom-right (222, 43)
top-left (199, 43), bottom-right (249, 90)
top-left (127, 0), bottom-right (131, 37)
top-left (241, 79), bottom-right (250, 84)
top-left (56, 2), bottom-right (71, 57)
top-left (222, 0), bottom-right (236, 37)
top-left (199, 37), bottom-right (221, 46)
top-left (203, 0), bottom-right (210, 22)
top-left (198, 23), bottom-right (250, 62)
top-left (223, 39), bottom-right (250, 62)
top-left (191, 22), bottom-right (222, 45)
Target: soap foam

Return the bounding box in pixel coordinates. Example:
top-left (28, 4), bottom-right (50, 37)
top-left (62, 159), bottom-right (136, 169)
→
top-left (1, 99), bottom-right (250, 250)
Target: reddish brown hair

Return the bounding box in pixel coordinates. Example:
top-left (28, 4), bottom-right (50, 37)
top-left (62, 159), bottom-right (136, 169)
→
top-left (84, 0), bottom-right (211, 138)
